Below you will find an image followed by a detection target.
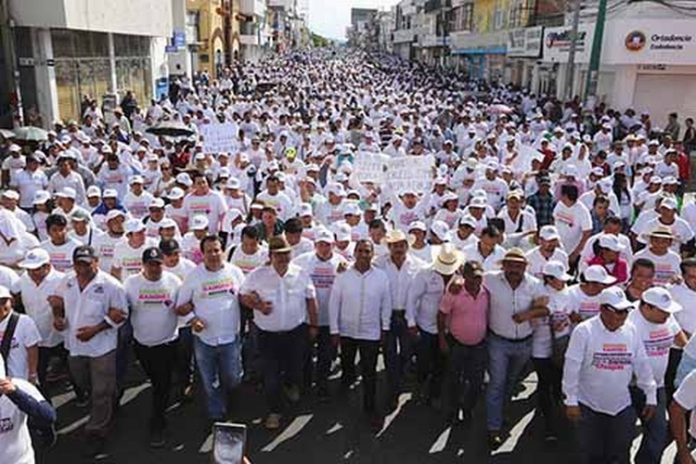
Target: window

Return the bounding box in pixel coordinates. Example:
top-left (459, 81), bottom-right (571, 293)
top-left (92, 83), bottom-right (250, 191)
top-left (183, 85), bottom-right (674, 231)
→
top-left (451, 3), bottom-right (473, 32)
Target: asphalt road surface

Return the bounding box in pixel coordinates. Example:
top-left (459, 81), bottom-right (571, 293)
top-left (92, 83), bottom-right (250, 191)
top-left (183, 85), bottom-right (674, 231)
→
top-left (42, 356), bottom-right (678, 464)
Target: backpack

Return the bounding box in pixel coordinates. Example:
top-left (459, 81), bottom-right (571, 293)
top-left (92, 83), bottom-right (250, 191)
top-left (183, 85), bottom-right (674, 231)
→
top-left (1, 313), bottom-right (57, 450)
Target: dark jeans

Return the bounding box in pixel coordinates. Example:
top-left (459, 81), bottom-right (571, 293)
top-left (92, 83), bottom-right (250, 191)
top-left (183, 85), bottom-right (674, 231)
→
top-left (37, 344), bottom-right (74, 399)
top-left (532, 357), bottom-right (563, 430)
top-left (415, 329), bottom-right (445, 401)
top-left (116, 321), bottom-right (133, 394)
top-left (258, 324), bottom-right (308, 414)
top-left (340, 337), bottom-right (379, 412)
top-left (304, 326), bottom-right (334, 393)
top-left (447, 336), bottom-right (487, 414)
top-left (175, 326), bottom-right (195, 391)
top-left (133, 340), bottom-right (178, 431)
top-left (666, 348), bottom-right (683, 402)
top-left (631, 386), bottom-right (668, 464)
top-left (384, 311), bottom-right (413, 398)
top-left (577, 404), bottom-right (636, 464)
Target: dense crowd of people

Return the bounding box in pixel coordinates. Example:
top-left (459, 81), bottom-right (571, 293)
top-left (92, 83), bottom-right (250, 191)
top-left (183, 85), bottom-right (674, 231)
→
top-left (0, 49), bottom-right (696, 463)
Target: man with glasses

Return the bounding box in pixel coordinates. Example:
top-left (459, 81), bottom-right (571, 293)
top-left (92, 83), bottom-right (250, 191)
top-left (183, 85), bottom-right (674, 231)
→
top-left (563, 286), bottom-right (657, 464)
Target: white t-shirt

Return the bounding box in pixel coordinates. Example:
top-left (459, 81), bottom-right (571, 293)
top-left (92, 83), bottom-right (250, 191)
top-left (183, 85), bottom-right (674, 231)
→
top-left (634, 248), bottom-right (682, 286)
top-left (532, 285), bottom-right (571, 358)
top-left (39, 238), bottom-right (82, 273)
top-left (566, 284), bottom-right (603, 321)
top-left (553, 201), bottom-right (592, 254)
top-left (183, 191), bottom-right (228, 234)
top-left (673, 370), bottom-right (696, 439)
top-left (18, 269), bottom-right (65, 348)
top-left (228, 245), bottom-right (268, 275)
top-left (669, 283), bottom-right (696, 336)
top-left (123, 191), bottom-right (155, 220)
top-left (125, 271), bottom-right (182, 347)
top-left (112, 238), bottom-right (158, 281)
top-left (526, 247), bottom-right (569, 279)
top-left (92, 233), bottom-right (124, 273)
top-left (292, 252), bottom-right (347, 327)
top-left (0, 313), bottom-right (41, 379)
top-left (627, 309), bottom-right (681, 387)
top-left (0, 378), bottom-right (45, 464)
top-left (164, 257), bottom-right (196, 282)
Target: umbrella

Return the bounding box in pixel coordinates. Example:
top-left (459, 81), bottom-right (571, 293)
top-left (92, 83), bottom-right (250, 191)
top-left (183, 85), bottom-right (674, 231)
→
top-left (146, 121), bottom-right (195, 137)
top-left (0, 129), bottom-right (15, 139)
top-left (13, 126), bottom-right (48, 142)
top-left (488, 104), bottom-right (514, 115)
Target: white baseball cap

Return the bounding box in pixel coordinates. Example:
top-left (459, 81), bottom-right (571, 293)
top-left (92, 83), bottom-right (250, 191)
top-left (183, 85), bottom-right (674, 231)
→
top-left (458, 215), bottom-right (477, 229)
top-left (176, 173), bottom-right (193, 187)
top-left (32, 190), bottom-right (50, 205)
top-left (149, 198), bottom-right (165, 209)
top-left (334, 223), bottom-right (351, 242)
top-left (102, 189), bottom-right (119, 199)
top-left (342, 202), bottom-right (361, 217)
top-left (469, 196), bottom-right (487, 209)
top-left (642, 287), bottom-right (682, 313)
top-left (583, 265), bottom-right (617, 285)
top-left (86, 185), bottom-right (102, 198)
top-left (539, 225), bottom-right (560, 242)
top-left (190, 215), bottom-right (209, 230)
top-left (19, 248), bottom-right (51, 270)
top-left (315, 227), bottom-right (334, 244)
top-left (542, 260), bottom-right (571, 281)
top-left (408, 221), bottom-right (427, 232)
top-left (225, 177), bottom-right (240, 189)
top-left (168, 187), bottom-right (185, 200)
top-left (430, 220), bottom-right (451, 242)
top-left (105, 210), bottom-right (126, 222)
top-left (129, 175), bottom-right (144, 185)
top-left (299, 203), bottom-right (313, 217)
top-left (0, 285), bottom-right (11, 299)
top-left (1, 190), bottom-right (19, 201)
top-left (598, 234), bottom-right (626, 252)
top-left (56, 187), bottom-right (77, 200)
top-left (125, 219), bottom-right (146, 234)
top-left (598, 286), bottom-right (633, 311)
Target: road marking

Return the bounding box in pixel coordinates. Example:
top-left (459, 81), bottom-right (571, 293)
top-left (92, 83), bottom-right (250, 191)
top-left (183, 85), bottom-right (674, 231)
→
top-left (512, 372), bottom-right (538, 401)
top-left (261, 414), bottom-right (313, 452)
top-left (165, 401), bottom-right (181, 412)
top-left (52, 391), bottom-right (76, 409)
top-left (326, 422), bottom-right (343, 435)
top-left (57, 383), bottom-right (151, 436)
top-left (661, 442), bottom-right (677, 464)
top-left (199, 433), bottom-right (213, 453)
top-left (376, 393), bottom-right (412, 438)
top-left (428, 426), bottom-right (451, 454)
top-left (343, 450), bottom-right (354, 459)
top-left (491, 410), bottom-right (536, 456)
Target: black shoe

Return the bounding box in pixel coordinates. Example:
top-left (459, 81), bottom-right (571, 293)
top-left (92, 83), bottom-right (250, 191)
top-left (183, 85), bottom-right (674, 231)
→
top-left (317, 387), bottom-right (330, 402)
top-left (488, 431), bottom-right (505, 451)
top-left (544, 427), bottom-right (558, 443)
top-left (150, 429), bottom-right (166, 448)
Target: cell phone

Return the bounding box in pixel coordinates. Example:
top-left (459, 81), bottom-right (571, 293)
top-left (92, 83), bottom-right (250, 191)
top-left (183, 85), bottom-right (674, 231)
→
top-left (212, 422), bottom-right (247, 464)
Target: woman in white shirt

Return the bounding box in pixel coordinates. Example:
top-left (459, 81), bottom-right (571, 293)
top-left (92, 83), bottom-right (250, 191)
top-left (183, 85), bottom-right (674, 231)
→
top-left (531, 261), bottom-right (571, 441)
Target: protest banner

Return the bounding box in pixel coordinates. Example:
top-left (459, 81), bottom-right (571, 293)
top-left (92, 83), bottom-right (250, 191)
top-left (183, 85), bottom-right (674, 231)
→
top-left (351, 152), bottom-right (389, 184)
top-left (199, 123), bottom-right (238, 154)
top-left (386, 155), bottom-right (434, 194)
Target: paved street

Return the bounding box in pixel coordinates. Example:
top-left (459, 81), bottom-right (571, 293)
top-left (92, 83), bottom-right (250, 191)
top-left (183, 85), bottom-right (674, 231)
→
top-left (42, 356), bottom-right (678, 464)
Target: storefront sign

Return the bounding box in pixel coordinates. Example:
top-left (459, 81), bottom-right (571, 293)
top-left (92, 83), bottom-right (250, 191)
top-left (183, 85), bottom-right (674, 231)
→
top-left (602, 20), bottom-right (696, 65)
top-left (542, 24), bottom-right (595, 63)
top-left (507, 26), bottom-right (544, 58)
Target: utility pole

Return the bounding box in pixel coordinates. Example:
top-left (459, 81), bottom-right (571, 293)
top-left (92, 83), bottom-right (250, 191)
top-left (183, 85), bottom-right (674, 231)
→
top-left (564, 0), bottom-right (581, 102)
top-left (0, 0), bottom-right (23, 127)
top-left (584, 0), bottom-right (608, 101)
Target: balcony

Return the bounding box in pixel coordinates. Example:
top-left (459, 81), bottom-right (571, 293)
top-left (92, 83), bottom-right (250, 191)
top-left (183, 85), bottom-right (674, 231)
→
top-left (268, 0), bottom-right (293, 9)
top-left (240, 21), bottom-right (259, 45)
top-left (240, 0), bottom-right (266, 17)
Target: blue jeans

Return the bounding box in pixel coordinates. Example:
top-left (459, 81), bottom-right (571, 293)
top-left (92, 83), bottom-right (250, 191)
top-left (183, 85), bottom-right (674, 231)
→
top-left (193, 337), bottom-right (243, 420)
top-left (485, 333), bottom-right (532, 431)
top-left (384, 311), bottom-right (413, 399)
top-left (631, 386), bottom-right (668, 464)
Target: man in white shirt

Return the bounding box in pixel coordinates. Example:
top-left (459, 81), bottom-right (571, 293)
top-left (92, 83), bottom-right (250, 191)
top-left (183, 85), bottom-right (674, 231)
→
top-left (0, 285), bottom-right (40, 382)
top-left (292, 227), bottom-right (347, 398)
top-left (374, 229), bottom-right (424, 409)
top-left (240, 235), bottom-right (318, 430)
top-left (17, 248), bottom-right (66, 392)
top-left (628, 287), bottom-right (688, 464)
top-left (329, 239), bottom-right (392, 425)
top-left (175, 236), bottom-right (245, 423)
top-left (669, 370), bottom-right (696, 464)
top-left (481, 248), bottom-right (546, 448)
top-left (563, 286), bottom-right (657, 464)
top-left (406, 244), bottom-right (462, 407)
top-left (39, 214), bottom-right (82, 273)
top-left (552, 184), bottom-right (591, 269)
top-left (50, 245), bottom-right (128, 456)
top-left (125, 247), bottom-right (182, 447)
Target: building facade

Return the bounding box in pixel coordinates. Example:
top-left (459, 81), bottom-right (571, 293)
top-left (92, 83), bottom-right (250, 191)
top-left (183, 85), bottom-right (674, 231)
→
top-left (4, 0), bottom-right (173, 125)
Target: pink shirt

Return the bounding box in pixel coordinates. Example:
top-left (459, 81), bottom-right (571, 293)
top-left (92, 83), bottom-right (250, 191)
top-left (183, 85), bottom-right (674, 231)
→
top-left (439, 286), bottom-right (489, 345)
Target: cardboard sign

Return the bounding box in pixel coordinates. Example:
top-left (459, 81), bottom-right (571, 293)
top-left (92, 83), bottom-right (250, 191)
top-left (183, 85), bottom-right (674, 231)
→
top-left (386, 155), bottom-right (434, 194)
top-left (199, 123), bottom-right (238, 154)
top-left (351, 152), bottom-right (389, 184)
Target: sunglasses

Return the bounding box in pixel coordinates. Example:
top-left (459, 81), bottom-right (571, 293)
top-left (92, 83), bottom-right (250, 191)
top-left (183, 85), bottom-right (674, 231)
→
top-left (604, 305), bottom-right (630, 316)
